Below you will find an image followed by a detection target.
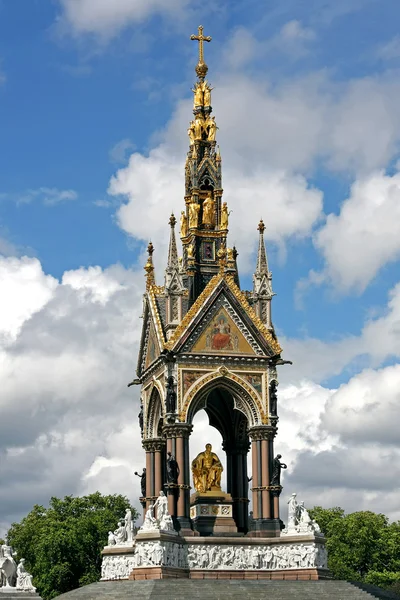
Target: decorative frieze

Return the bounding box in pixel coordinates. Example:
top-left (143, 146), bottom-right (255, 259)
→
top-left (101, 555), bottom-right (136, 580)
top-left (248, 426), bottom-right (276, 441)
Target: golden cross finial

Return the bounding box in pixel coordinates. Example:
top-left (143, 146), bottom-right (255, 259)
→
top-left (190, 25), bottom-right (212, 78)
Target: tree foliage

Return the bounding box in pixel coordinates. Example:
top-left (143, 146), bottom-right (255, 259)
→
top-left (309, 506), bottom-right (400, 591)
top-left (6, 493), bottom-right (139, 600)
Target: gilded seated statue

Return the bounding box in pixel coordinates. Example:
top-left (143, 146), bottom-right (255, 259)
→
top-left (191, 443), bottom-right (223, 493)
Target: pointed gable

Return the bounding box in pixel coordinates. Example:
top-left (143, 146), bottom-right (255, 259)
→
top-left (164, 273), bottom-right (282, 357)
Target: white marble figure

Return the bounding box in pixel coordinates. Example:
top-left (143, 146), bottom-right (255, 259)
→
top-left (114, 521), bottom-right (126, 545)
top-left (125, 508), bottom-right (133, 542)
top-left (16, 559), bottom-right (36, 593)
top-left (287, 493), bottom-right (298, 532)
top-left (101, 555), bottom-right (136, 580)
top-left (139, 503), bottom-right (158, 532)
top-left (154, 491), bottom-right (168, 524)
top-left (0, 545), bottom-right (17, 588)
top-left (159, 513), bottom-right (174, 532)
top-left (107, 531), bottom-right (116, 546)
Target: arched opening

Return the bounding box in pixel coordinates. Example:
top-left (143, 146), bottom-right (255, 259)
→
top-left (187, 383), bottom-right (251, 533)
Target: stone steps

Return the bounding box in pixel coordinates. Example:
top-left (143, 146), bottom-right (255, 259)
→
top-left (53, 580), bottom-right (400, 600)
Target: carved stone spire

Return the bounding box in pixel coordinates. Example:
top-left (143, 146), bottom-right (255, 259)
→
top-left (167, 213), bottom-right (179, 271)
top-left (253, 220), bottom-right (274, 328)
top-left (256, 219), bottom-right (269, 275)
top-left (144, 242), bottom-right (155, 290)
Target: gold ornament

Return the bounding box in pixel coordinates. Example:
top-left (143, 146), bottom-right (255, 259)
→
top-left (180, 211), bottom-right (188, 237)
top-left (221, 202), bottom-right (229, 229)
top-left (189, 199), bottom-right (200, 228)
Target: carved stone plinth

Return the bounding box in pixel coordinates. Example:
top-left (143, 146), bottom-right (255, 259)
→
top-left (101, 533), bottom-right (329, 581)
top-left (190, 492), bottom-right (237, 536)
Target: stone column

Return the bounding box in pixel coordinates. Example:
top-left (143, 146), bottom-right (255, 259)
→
top-left (163, 422), bottom-right (193, 533)
top-left (248, 425), bottom-right (279, 537)
top-left (142, 438), bottom-right (165, 510)
top-left (223, 439), bottom-right (250, 533)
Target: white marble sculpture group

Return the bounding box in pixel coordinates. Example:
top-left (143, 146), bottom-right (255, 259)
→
top-left (138, 491), bottom-right (174, 533)
top-left (0, 545), bottom-right (36, 593)
top-left (101, 541), bottom-right (327, 580)
top-left (106, 508), bottom-right (135, 547)
top-left (282, 493), bottom-right (322, 535)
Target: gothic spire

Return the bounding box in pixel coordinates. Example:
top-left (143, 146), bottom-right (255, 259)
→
top-left (167, 213), bottom-right (179, 271)
top-left (255, 219), bottom-right (269, 275)
top-left (144, 242), bottom-right (155, 290)
top-left (253, 220), bottom-right (274, 328)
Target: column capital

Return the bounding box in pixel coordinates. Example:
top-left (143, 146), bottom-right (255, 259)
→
top-left (163, 423), bottom-right (193, 439)
top-left (222, 439), bottom-right (250, 455)
top-left (248, 425), bottom-right (276, 441)
top-left (142, 437), bottom-right (165, 452)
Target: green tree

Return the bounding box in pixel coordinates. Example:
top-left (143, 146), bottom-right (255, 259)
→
top-left (6, 493), bottom-right (139, 600)
top-left (309, 506), bottom-right (400, 589)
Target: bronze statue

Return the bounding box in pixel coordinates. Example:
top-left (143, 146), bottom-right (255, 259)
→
top-left (166, 452), bottom-right (180, 484)
top-left (202, 192), bottom-right (215, 226)
top-left (192, 443), bottom-right (223, 493)
top-left (220, 202), bottom-right (229, 229)
top-left (134, 467), bottom-right (146, 498)
top-left (189, 200), bottom-right (200, 228)
top-left (180, 211), bottom-right (188, 237)
top-left (138, 405), bottom-right (144, 435)
top-left (165, 376), bottom-right (176, 413)
top-left (270, 454), bottom-right (287, 486)
top-left (269, 380), bottom-right (278, 416)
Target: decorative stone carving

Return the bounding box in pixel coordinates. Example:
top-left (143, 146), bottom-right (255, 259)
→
top-left (0, 546), bottom-right (36, 593)
top-left (185, 542), bottom-right (327, 570)
top-left (139, 503), bottom-right (158, 532)
top-left (101, 555), bottom-right (136, 580)
top-left (134, 541), bottom-right (187, 569)
top-left (282, 493), bottom-right (322, 536)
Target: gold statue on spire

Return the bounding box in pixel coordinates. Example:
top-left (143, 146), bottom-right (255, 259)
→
top-left (190, 25), bottom-right (212, 79)
top-left (144, 241), bottom-right (155, 290)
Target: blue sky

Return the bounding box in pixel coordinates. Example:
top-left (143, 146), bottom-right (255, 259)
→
top-left (1, 0), bottom-right (400, 532)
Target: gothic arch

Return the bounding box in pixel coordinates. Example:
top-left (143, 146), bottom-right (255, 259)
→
top-left (146, 386), bottom-right (164, 439)
top-left (182, 368), bottom-right (265, 427)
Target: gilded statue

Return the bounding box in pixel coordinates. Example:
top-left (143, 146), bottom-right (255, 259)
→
top-left (194, 114), bottom-right (204, 140)
top-left (187, 121), bottom-right (195, 145)
top-left (189, 200), bottom-right (200, 228)
top-left (203, 82), bottom-right (213, 107)
top-left (192, 443), bottom-right (223, 493)
top-left (207, 116), bottom-right (218, 141)
top-left (180, 211), bottom-right (188, 237)
top-left (187, 243), bottom-right (194, 259)
top-left (193, 83), bottom-right (203, 107)
top-left (202, 191), bottom-right (215, 226)
top-left (221, 202), bottom-right (229, 229)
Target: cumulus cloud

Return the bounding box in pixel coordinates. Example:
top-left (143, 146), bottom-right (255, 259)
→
top-left (313, 170), bottom-right (400, 293)
top-left (377, 35), bottom-right (400, 61)
top-left (57, 0), bottom-right (189, 38)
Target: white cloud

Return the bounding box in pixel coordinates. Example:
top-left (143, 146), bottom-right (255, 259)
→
top-left (377, 35), bottom-right (400, 61)
top-left (109, 139), bottom-right (136, 165)
top-left (313, 170), bottom-right (400, 293)
top-left (14, 187), bottom-right (78, 206)
top-left (57, 0), bottom-right (189, 38)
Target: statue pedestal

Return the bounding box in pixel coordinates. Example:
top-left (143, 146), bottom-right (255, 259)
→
top-left (190, 491), bottom-right (238, 536)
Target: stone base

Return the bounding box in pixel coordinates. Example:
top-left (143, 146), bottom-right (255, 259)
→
top-left (189, 568), bottom-right (330, 580)
top-left (129, 566), bottom-right (189, 580)
top-left (247, 518), bottom-right (282, 538)
top-left (101, 531), bottom-right (329, 582)
top-left (190, 491), bottom-right (237, 536)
